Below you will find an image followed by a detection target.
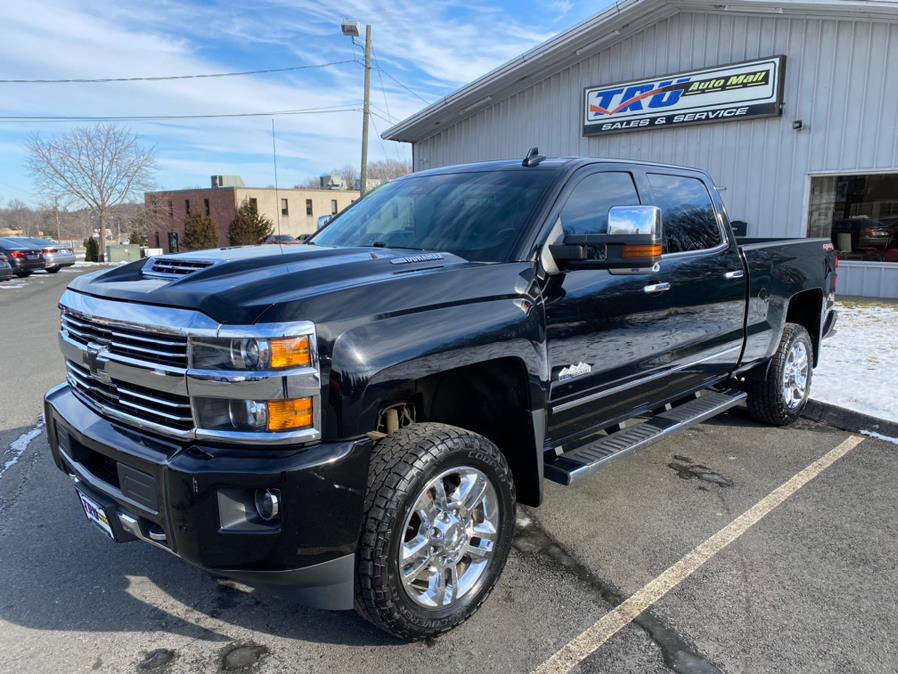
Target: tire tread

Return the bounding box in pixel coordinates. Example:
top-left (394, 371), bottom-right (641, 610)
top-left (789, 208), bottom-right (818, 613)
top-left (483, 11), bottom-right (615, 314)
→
top-left (746, 322), bottom-right (813, 426)
top-left (354, 422), bottom-right (515, 641)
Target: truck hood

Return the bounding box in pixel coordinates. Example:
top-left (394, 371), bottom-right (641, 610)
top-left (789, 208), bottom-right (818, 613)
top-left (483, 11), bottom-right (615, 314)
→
top-left (68, 245), bottom-right (532, 325)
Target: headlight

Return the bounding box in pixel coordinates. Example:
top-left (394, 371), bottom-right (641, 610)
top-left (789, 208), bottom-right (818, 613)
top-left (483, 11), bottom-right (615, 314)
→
top-left (194, 396), bottom-right (314, 433)
top-left (191, 335), bottom-right (311, 370)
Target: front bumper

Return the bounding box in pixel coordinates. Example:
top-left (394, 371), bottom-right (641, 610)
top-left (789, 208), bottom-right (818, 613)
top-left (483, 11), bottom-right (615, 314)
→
top-left (44, 383), bottom-right (371, 609)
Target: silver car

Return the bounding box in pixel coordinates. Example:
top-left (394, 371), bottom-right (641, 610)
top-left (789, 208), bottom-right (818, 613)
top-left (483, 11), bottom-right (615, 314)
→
top-left (10, 237), bottom-right (76, 273)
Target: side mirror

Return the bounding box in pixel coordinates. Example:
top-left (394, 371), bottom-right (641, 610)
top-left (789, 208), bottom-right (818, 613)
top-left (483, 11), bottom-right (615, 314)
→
top-left (549, 205), bottom-right (663, 272)
top-left (317, 215), bottom-right (332, 229)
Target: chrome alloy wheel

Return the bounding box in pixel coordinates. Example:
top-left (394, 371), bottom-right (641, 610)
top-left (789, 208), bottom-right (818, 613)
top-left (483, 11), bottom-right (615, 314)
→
top-left (782, 340), bottom-right (810, 409)
top-left (399, 466), bottom-right (500, 609)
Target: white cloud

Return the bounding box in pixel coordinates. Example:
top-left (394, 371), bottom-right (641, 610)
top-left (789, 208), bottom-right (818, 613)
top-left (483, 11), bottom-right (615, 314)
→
top-left (0, 0), bottom-right (577, 201)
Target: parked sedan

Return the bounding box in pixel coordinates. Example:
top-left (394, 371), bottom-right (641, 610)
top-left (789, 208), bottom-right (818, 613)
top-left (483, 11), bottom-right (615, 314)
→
top-left (259, 234), bottom-right (298, 244)
top-left (7, 237), bottom-right (76, 272)
top-left (0, 238), bottom-right (46, 277)
top-left (0, 253), bottom-right (12, 281)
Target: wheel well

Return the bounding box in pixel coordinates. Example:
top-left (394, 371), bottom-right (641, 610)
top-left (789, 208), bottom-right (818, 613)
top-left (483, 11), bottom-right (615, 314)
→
top-left (786, 289), bottom-right (823, 366)
top-left (379, 358), bottom-right (542, 507)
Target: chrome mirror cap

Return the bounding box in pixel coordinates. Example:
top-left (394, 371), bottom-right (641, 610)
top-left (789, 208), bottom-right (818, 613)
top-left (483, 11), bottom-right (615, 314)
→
top-left (607, 205), bottom-right (662, 237)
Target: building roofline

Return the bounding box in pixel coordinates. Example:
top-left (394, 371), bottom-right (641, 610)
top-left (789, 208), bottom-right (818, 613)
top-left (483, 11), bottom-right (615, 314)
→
top-left (145, 187), bottom-right (361, 196)
top-left (383, 0), bottom-right (898, 144)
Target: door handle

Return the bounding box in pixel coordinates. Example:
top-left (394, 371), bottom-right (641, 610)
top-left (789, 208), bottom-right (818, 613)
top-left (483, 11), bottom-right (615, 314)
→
top-left (643, 282), bottom-right (671, 294)
top-left (724, 270), bottom-right (744, 280)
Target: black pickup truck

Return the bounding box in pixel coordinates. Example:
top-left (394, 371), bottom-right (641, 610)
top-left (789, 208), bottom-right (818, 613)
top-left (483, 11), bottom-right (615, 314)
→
top-left (45, 154), bottom-right (837, 640)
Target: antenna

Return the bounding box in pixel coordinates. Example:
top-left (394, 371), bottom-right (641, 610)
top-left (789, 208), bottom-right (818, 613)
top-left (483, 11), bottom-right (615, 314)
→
top-left (271, 118), bottom-right (282, 247)
top-left (522, 146), bottom-right (546, 167)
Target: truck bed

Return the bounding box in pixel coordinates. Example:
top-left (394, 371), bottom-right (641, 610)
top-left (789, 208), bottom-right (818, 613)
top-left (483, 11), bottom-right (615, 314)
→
top-left (737, 237), bottom-right (837, 371)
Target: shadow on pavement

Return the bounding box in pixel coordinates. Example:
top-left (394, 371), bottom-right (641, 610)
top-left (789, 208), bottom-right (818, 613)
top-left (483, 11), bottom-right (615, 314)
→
top-left (0, 430), bottom-right (396, 648)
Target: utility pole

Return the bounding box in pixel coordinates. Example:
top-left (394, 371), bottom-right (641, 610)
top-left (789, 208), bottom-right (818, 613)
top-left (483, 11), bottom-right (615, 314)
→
top-left (53, 201), bottom-right (61, 241)
top-left (342, 20), bottom-right (372, 195)
top-left (360, 24), bottom-right (372, 196)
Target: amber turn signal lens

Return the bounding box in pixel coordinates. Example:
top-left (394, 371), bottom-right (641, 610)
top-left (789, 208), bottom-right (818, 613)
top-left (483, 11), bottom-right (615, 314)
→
top-left (270, 336), bottom-right (311, 369)
top-left (622, 244), bottom-right (662, 259)
top-left (267, 397), bottom-right (313, 431)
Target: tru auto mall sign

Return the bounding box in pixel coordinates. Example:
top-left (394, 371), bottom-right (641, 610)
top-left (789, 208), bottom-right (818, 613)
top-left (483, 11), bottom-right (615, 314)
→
top-left (583, 56), bottom-right (785, 136)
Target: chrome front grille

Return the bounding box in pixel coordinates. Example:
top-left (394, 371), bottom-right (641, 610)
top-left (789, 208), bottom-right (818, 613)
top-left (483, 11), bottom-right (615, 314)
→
top-left (61, 310), bottom-right (188, 368)
top-left (145, 257), bottom-right (214, 278)
top-left (58, 289), bottom-right (321, 445)
top-left (66, 360), bottom-right (194, 431)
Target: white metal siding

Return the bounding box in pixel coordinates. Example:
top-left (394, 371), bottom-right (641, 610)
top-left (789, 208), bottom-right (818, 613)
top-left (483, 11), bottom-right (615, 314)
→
top-left (414, 11), bottom-right (898, 297)
top-left (838, 262), bottom-right (898, 298)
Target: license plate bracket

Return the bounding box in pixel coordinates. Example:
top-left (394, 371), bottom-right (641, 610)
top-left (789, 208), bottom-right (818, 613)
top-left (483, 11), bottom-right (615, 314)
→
top-left (77, 489), bottom-right (116, 541)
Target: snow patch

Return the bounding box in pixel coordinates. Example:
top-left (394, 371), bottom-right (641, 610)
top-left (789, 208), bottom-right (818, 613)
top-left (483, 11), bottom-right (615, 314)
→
top-left (861, 430), bottom-right (898, 446)
top-left (0, 418), bottom-right (45, 480)
top-left (62, 261), bottom-right (125, 272)
top-left (812, 302), bottom-right (898, 424)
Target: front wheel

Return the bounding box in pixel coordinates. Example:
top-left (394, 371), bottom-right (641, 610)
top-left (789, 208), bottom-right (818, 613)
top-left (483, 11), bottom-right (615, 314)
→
top-left (14, 271), bottom-right (31, 278)
top-left (355, 422), bottom-right (516, 640)
top-left (46, 267), bottom-right (60, 274)
top-left (746, 322), bottom-right (813, 426)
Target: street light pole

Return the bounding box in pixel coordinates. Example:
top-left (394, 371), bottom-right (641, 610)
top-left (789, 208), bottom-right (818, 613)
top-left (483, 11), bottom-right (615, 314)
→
top-left (360, 24), bottom-right (372, 196)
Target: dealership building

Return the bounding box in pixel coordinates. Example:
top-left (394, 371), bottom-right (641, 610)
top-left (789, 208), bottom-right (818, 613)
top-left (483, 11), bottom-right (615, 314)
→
top-left (385, 0), bottom-right (898, 298)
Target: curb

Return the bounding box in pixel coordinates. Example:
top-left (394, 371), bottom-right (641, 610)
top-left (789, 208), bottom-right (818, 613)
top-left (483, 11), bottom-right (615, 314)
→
top-left (802, 399), bottom-right (898, 437)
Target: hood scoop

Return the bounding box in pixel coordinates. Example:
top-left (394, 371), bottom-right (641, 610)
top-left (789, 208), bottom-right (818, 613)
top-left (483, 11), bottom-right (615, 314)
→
top-left (143, 257), bottom-right (216, 279)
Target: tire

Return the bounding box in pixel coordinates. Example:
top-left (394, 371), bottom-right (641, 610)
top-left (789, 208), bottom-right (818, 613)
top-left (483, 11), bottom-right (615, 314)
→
top-left (14, 271), bottom-right (31, 278)
top-left (746, 322), bottom-right (813, 426)
top-left (355, 422), bottom-right (516, 641)
top-left (46, 267), bottom-right (60, 274)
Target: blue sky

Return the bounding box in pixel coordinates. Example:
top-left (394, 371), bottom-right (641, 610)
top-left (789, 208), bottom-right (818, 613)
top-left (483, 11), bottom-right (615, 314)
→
top-left (0, 1), bottom-right (613, 207)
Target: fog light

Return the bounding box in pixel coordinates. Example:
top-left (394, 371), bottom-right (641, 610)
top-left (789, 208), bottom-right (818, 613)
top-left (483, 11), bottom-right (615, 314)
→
top-left (267, 397), bottom-right (313, 431)
top-left (228, 399), bottom-right (268, 431)
top-left (254, 489), bottom-right (280, 521)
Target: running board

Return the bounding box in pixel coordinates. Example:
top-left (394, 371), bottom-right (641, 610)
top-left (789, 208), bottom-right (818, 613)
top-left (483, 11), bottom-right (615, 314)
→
top-left (544, 389), bottom-right (747, 486)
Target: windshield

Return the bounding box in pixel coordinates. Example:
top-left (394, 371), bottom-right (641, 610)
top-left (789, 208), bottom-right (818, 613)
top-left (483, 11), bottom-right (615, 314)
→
top-left (310, 170), bottom-right (556, 262)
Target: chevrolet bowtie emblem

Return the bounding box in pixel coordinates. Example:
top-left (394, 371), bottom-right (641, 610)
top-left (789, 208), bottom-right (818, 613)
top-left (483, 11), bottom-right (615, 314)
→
top-left (85, 341), bottom-right (112, 384)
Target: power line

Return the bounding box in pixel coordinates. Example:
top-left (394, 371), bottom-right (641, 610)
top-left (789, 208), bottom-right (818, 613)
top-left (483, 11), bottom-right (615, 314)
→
top-left (373, 57), bottom-right (393, 123)
top-left (353, 46), bottom-right (431, 106)
top-left (0, 106), bottom-right (361, 123)
top-left (370, 109), bottom-right (400, 126)
top-left (373, 60), bottom-right (432, 105)
top-left (368, 113), bottom-right (400, 164)
top-left (0, 59), bottom-right (357, 84)
top-left (369, 103), bottom-right (397, 125)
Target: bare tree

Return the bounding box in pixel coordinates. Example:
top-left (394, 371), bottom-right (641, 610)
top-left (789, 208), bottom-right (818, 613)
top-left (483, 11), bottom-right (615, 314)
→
top-left (367, 159), bottom-right (412, 182)
top-left (297, 159), bottom-right (411, 192)
top-left (4, 199), bottom-right (34, 234)
top-left (26, 124), bottom-right (155, 260)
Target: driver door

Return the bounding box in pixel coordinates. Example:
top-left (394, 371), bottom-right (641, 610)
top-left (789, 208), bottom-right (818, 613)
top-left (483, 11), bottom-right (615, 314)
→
top-left (544, 167), bottom-right (680, 446)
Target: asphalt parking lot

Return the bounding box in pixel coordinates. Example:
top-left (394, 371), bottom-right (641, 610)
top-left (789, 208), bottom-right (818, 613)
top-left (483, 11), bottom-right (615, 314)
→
top-left (1, 269), bottom-right (896, 673)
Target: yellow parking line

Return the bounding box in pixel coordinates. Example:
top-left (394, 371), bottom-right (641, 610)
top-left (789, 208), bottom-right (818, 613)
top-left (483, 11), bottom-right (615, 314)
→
top-left (532, 434), bottom-right (865, 674)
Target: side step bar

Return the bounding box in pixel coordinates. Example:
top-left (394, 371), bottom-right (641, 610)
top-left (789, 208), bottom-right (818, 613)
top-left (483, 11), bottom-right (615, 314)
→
top-left (544, 389), bottom-right (747, 486)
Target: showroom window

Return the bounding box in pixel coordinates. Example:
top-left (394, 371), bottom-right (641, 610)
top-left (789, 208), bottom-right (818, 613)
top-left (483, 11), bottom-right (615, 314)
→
top-left (807, 173), bottom-right (898, 262)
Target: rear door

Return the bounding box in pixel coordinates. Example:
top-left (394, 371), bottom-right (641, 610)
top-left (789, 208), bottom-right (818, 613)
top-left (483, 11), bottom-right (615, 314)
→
top-left (643, 171), bottom-right (747, 391)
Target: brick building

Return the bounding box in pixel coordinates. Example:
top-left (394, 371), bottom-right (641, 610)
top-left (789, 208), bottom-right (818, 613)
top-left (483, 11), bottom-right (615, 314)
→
top-left (144, 176), bottom-right (359, 252)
